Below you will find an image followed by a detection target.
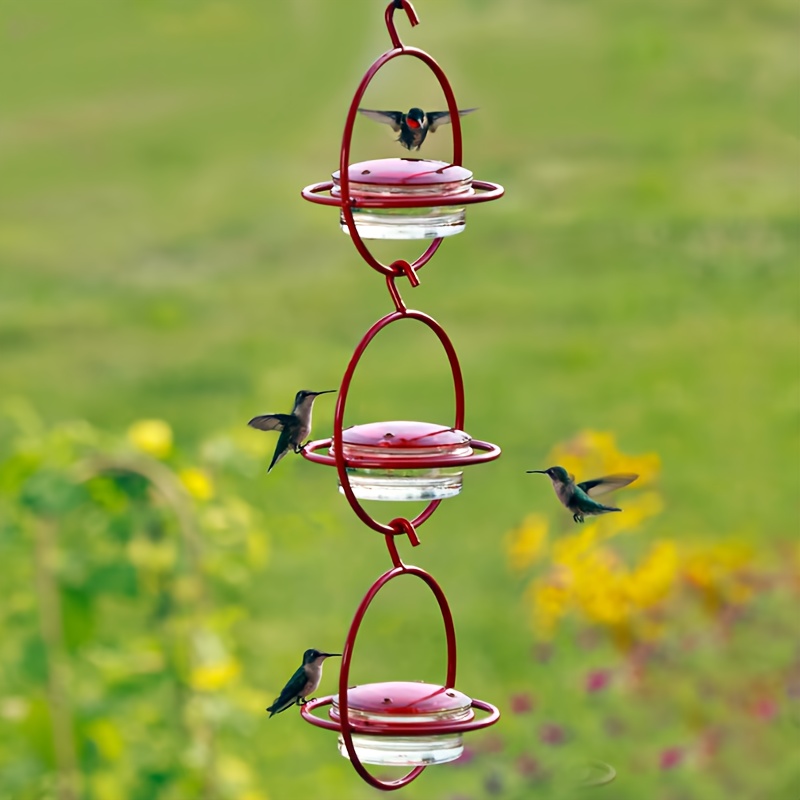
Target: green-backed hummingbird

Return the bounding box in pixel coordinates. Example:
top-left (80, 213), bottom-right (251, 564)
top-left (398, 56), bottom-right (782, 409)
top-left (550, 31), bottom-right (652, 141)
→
top-left (248, 389), bottom-right (335, 473)
top-left (358, 106), bottom-right (477, 151)
top-left (266, 648), bottom-right (341, 717)
top-left (527, 466), bottom-right (638, 523)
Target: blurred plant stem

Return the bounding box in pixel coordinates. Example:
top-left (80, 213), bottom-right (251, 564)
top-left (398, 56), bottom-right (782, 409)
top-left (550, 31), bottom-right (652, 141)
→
top-left (33, 517), bottom-right (80, 800)
top-left (72, 454), bottom-right (217, 799)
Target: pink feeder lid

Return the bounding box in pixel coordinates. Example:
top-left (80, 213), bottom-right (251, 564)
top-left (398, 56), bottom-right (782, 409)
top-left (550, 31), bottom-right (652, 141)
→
top-left (339, 420), bottom-right (471, 451)
top-left (332, 158), bottom-right (473, 198)
top-left (331, 681), bottom-right (474, 725)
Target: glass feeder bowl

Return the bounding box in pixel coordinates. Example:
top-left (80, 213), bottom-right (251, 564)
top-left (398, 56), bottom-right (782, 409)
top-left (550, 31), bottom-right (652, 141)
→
top-left (330, 420), bottom-right (474, 501)
top-left (331, 681), bottom-right (474, 766)
top-left (331, 158), bottom-right (474, 240)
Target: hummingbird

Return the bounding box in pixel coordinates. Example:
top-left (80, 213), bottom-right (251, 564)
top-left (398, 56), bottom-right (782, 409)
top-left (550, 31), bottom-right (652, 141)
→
top-left (266, 648), bottom-right (341, 717)
top-left (527, 466), bottom-right (638, 523)
top-left (357, 106), bottom-right (477, 151)
top-left (248, 389), bottom-right (335, 472)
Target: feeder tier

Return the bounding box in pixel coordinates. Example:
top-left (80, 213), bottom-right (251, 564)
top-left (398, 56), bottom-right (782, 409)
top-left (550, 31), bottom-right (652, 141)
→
top-left (332, 158), bottom-right (473, 240)
top-left (331, 681), bottom-right (474, 766)
top-left (331, 420), bottom-right (473, 501)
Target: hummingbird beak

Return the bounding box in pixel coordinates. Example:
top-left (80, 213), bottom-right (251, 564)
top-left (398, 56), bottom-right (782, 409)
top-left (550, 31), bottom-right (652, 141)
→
top-left (526, 470), bottom-right (547, 474)
top-left (315, 390), bottom-right (337, 396)
top-left (321, 653), bottom-right (341, 658)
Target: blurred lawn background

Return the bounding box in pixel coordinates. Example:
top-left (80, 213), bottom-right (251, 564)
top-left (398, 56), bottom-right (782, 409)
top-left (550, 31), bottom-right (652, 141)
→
top-left (0, 0), bottom-right (798, 799)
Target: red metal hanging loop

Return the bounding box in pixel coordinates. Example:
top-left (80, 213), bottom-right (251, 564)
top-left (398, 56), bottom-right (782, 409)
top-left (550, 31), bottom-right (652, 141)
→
top-left (302, 308), bottom-right (465, 535)
top-left (304, 559), bottom-right (456, 790)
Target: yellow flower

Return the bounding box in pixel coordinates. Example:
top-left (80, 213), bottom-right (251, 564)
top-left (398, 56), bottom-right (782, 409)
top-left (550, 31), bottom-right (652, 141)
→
top-left (546, 430), bottom-right (661, 489)
top-left (551, 527), bottom-right (599, 566)
top-left (179, 467), bottom-right (214, 501)
top-left (189, 657), bottom-right (241, 692)
top-left (529, 580), bottom-right (570, 637)
top-left (505, 514), bottom-right (549, 572)
top-left (127, 419), bottom-right (173, 459)
top-left (682, 540), bottom-right (755, 608)
top-left (628, 540), bottom-right (679, 608)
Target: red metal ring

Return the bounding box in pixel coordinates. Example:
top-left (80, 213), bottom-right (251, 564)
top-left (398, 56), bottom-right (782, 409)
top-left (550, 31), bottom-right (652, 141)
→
top-left (307, 563), bottom-right (457, 790)
top-left (301, 179), bottom-right (506, 208)
top-left (301, 696), bottom-right (501, 737)
top-left (316, 309), bottom-right (466, 536)
top-left (302, 437), bottom-right (502, 470)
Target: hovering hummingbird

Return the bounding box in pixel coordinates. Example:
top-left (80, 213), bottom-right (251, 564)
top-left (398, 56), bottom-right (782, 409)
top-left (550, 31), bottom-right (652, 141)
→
top-left (248, 389), bottom-right (335, 472)
top-left (357, 106), bottom-right (477, 151)
top-left (266, 648), bottom-right (341, 717)
top-left (527, 466), bottom-right (638, 523)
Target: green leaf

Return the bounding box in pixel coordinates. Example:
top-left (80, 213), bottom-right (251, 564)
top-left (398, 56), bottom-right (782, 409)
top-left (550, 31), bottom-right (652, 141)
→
top-left (19, 470), bottom-right (84, 516)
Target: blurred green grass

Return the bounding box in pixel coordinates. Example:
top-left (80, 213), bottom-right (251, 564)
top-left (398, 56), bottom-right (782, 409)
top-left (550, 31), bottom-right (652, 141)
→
top-left (1, 0), bottom-right (798, 798)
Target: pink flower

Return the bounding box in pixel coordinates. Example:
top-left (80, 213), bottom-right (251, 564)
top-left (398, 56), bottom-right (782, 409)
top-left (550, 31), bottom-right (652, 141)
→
top-left (659, 747), bottom-right (683, 770)
top-left (510, 692), bottom-right (535, 714)
top-left (751, 697), bottom-right (778, 721)
top-left (540, 723), bottom-right (566, 745)
top-left (586, 669), bottom-right (611, 693)
top-left (454, 746), bottom-right (476, 766)
top-left (516, 753), bottom-right (540, 779)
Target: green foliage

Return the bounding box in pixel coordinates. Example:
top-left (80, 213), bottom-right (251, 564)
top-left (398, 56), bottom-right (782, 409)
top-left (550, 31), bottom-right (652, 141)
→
top-left (0, 413), bottom-right (269, 799)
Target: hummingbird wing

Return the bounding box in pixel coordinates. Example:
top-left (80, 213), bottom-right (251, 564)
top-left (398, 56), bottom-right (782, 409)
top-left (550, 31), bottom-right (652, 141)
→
top-left (357, 108), bottom-right (405, 132)
top-left (248, 413), bottom-right (293, 432)
top-left (577, 474), bottom-right (638, 497)
top-left (426, 108), bottom-right (478, 133)
top-left (267, 665), bottom-right (307, 717)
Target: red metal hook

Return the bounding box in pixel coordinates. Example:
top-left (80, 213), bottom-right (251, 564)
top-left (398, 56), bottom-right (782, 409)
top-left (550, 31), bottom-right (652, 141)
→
top-left (385, 0), bottom-right (420, 49)
top-left (386, 518), bottom-right (421, 568)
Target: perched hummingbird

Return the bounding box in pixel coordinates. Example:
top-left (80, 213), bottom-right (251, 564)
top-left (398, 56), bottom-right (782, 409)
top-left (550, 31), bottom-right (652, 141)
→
top-left (248, 389), bottom-right (335, 473)
top-left (527, 466), bottom-right (638, 523)
top-left (357, 106), bottom-right (477, 151)
top-left (266, 648), bottom-right (341, 717)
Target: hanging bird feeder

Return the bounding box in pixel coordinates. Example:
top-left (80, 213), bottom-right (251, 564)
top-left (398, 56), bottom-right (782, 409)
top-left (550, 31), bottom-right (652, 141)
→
top-left (301, 1), bottom-right (502, 271)
top-left (302, 305), bottom-right (501, 503)
top-left (293, 0), bottom-right (503, 791)
top-left (308, 419), bottom-right (482, 501)
top-left (330, 682), bottom-right (476, 765)
top-left (300, 547), bottom-right (499, 788)
top-left (331, 421), bottom-right (477, 501)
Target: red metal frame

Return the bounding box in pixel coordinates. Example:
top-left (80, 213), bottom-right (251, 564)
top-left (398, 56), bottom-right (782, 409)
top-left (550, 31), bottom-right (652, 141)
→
top-left (295, 2), bottom-right (502, 791)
